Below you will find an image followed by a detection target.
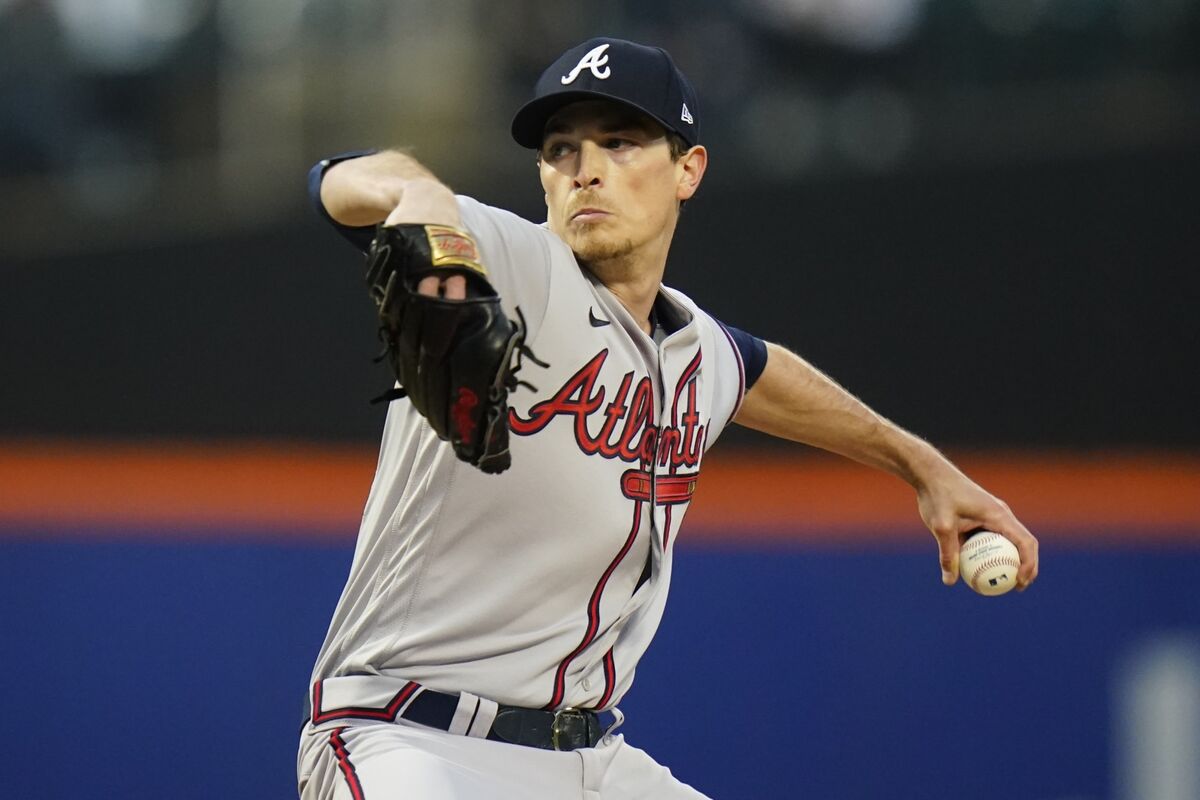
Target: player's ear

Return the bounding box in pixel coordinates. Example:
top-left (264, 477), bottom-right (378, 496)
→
top-left (676, 145), bottom-right (707, 202)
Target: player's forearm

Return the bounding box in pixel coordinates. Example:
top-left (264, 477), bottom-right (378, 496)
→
top-left (320, 149), bottom-right (461, 228)
top-left (735, 342), bottom-right (950, 489)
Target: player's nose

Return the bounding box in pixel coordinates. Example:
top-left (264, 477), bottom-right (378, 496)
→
top-left (572, 141), bottom-right (605, 189)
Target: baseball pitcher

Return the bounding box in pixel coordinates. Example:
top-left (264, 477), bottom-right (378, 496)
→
top-left (296, 38), bottom-right (1039, 800)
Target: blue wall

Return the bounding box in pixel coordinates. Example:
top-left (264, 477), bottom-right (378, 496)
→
top-left (3, 528), bottom-right (1198, 799)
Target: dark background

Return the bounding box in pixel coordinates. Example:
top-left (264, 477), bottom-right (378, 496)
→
top-left (6, 147), bottom-right (1199, 447)
top-left (3, 0), bottom-right (1198, 449)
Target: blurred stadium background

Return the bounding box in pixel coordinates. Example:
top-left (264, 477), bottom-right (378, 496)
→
top-left (2, 0), bottom-right (1199, 798)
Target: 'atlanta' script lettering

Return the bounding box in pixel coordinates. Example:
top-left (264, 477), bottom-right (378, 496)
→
top-left (508, 349), bottom-right (705, 470)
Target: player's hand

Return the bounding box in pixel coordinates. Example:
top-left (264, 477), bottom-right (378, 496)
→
top-left (383, 179), bottom-right (468, 300)
top-left (914, 461), bottom-right (1039, 591)
top-left (417, 275), bottom-right (467, 299)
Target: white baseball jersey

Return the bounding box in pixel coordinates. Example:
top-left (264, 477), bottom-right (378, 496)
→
top-left (307, 190), bottom-right (760, 720)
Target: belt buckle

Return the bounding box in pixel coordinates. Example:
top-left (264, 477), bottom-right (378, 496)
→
top-left (550, 707), bottom-right (587, 751)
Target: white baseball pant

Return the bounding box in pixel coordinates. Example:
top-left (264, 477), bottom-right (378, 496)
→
top-left (297, 718), bottom-right (712, 800)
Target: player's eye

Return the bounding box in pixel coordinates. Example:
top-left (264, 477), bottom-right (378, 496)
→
top-left (604, 138), bottom-right (633, 150)
top-left (543, 141), bottom-right (573, 160)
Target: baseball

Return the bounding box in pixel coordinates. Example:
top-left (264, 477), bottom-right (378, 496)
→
top-left (959, 531), bottom-right (1020, 596)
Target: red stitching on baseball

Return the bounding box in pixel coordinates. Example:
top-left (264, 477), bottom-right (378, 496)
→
top-left (961, 535), bottom-right (998, 556)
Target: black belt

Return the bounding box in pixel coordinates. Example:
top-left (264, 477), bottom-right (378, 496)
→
top-left (303, 686), bottom-right (607, 752)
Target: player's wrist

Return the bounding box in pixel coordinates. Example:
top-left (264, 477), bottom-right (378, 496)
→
top-left (889, 434), bottom-right (953, 491)
top-left (384, 178), bottom-right (461, 228)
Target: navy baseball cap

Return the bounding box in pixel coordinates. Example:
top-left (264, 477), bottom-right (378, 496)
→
top-left (511, 37), bottom-right (700, 150)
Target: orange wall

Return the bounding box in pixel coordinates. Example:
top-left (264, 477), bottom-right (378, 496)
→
top-left (2, 440), bottom-right (1197, 543)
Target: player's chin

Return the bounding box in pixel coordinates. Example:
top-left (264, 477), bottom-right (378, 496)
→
top-left (569, 232), bottom-right (632, 263)
top-left (567, 219), bottom-right (612, 240)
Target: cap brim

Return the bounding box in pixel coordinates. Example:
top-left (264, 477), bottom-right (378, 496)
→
top-left (510, 90), bottom-right (679, 150)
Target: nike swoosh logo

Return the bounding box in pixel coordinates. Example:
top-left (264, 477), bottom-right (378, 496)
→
top-left (588, 308), bottom-right (611, 327)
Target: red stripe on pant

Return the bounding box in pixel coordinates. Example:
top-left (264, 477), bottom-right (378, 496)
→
top-left (328, 727), bottom-right (366, 800)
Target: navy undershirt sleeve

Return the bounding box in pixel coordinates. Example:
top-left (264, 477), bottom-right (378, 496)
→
top-left (307, 150), bottom-right (380, 252)
top-left (719, 322), bottom-right (768, 390)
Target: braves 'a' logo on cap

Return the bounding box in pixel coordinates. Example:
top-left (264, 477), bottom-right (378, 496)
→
top-left (561, 43), bottom-right (611, 84)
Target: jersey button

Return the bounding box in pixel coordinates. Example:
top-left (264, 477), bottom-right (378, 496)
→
top-left (582, 678), bottom-right (592, 691)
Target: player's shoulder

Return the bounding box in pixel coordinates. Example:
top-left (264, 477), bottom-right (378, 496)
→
top-left (662, 283), bottom-right (762, 359)
top-left (661, 284), bottom-right (717, 327)
top-left (456, 195), bottom-right (582, 282)
top-left (455, 195), bottom-right (560, 248)
top-left (455, 194), bottom-right (527, 229)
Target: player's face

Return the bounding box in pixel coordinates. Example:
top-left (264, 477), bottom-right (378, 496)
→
top-left (538, 101), bottom-right (704, 268)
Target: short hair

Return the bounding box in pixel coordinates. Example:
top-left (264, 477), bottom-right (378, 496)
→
top-left (666, 132), bottom-right (690, 162)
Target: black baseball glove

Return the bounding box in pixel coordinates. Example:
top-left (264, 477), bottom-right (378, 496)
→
top-left (364, 223), bottom-right (541, 474)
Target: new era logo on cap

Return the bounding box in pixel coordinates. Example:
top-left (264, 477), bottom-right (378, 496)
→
top-left (512, 37), bottom-right (700, 150)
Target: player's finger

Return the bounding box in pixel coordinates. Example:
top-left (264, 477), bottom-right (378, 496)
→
top-left (933, 522), bottom-right (961, 586)
top-left (443, 275), bottom-right (467, 300)
top-left (418, 276), bottom-right (440, 297)
top-left (998, 518), bottom-right (1039, 591)
top-left (977, 507), bottom-right (1038, 591)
